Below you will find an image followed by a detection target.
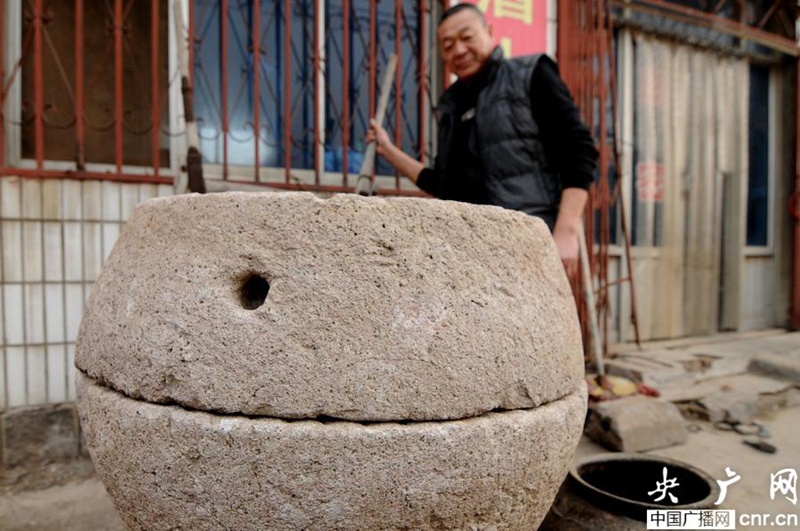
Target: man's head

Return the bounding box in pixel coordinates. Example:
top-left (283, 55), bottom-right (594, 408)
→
top-left (437, 5), bottom-right (495, 81)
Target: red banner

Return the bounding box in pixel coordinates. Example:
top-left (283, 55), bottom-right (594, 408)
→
top-left (461, 0), bottom-right (548, 57)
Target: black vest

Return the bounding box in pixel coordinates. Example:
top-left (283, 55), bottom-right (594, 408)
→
top-left (435, 50), bottom-right (561, 230)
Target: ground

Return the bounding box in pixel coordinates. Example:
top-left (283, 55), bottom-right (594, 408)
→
top-left (1, 331), bottom-right (799, 530)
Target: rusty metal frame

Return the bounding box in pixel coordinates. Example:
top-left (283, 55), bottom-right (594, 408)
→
top-left (0, 0), bottom-right (437, 192)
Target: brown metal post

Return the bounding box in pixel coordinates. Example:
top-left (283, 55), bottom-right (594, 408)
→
top-left (0, 0), bottom-right (4, 168)
top-left (75, 0), bottom-right (85, 170)
top-left (793, 59), bottom-right (800, 329)
top-left (189, 0), bottom-right (194, 88)
top-left (343, 0), bottom-right (350, 186)
top-left (114, 0), bottom-right (123, 173)
top-left (284, 0), bottom-right (292, 183)
top-left (253, 0), bottom-right (261, 181)
top-left (313, 1), bottom-right (320, 185)
top-left (151, 0), bottom-right (160, 176)
top-left (394, 0), bottom-right (402, 188)
top-left (419, 0), bottom-right (427, 162)
top-left (369, 0), bottom-right (376, 182)
top-left (34, 0), bottom-right (45, 169)
top-left (221, 0), bottom-right (229, 179)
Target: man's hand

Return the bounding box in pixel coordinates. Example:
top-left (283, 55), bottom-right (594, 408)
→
top-left (364, 118), bottom-right (425, 183)
top-left (553, 188), bottom-right (589, 279)
top-left (366, 119), bottom-right (392, 156)
top-left (553, 224), bottom-right (580, 279)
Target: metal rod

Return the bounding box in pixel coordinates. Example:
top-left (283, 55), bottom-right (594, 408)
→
top-left (343, 0), bottom-right (350, 186)
top-left (0, 167), bottom-right (173, 184)
top-left (284, 0), bottom-right (291, 183)
top-left (394, 0), bottom-right (402, 188)
top-left (152, 0), bottom-right (160, 176)
top-left (221, 0), bottom-right (229, 179)
top-left (253, 0), bottom-right (261, 181)
top-left (0, 0), bottom-right (4, 168)
top-left (34, 0), bottom-right (44, 169)
top-left (605, 5), bottom-right (641, 346)
top-left (188, 0), bottom-right (194, 88)
top-left (75, 0), bottom-right (85, 170)
top-left (611, 0), bottom-right (799, 56)
top-left (114, 0), bottom-right (123, 173)
top-left (369, 0), bottom-right (376, 181)
top-left (313, 0), bottom-right (320, 185)
top-left (419, 0), bottom-right (427, 163)
top-left (793, 58), bottom-right (800, 329)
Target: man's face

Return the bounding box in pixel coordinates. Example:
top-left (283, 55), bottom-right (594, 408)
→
top-left (437, 10), bottom-right (495, 81)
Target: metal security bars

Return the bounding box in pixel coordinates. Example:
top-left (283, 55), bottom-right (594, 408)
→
top-left (0, 0), bottom-right (444, 194)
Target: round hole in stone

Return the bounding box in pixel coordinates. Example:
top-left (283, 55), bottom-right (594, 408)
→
top-left (239, 274), bottom-right (270, 310)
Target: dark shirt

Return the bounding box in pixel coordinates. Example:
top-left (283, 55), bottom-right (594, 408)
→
top-left (417, 55), bottom-right (597, 203)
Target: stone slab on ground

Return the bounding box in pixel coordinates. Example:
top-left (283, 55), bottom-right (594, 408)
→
top-left (78, 374), bottom-right (586, 531)
top-left (605, 351), bottom-right (694, 388)
top-left (585, 396), bottom-right (687, 452)
top-left (659, 373), bottom-right (793, 403)
top-left (750, 352), bottom-right (800, 385)
top-left (698, 390), bottom-right (760, 424)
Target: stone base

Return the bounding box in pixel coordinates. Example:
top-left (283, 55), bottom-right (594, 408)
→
top-left (77, 373), bottom-right (587, 531)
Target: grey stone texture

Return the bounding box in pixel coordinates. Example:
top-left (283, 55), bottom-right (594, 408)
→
top-left (585, 396), bottom-right (687, 452)
top-left (750, 352), bottom-right (800, 385)
top-left (75, 192), bottom-right (584, 421)
top-left (77, 374), bottom-right (587, 531)
top-left (698, 390), bottom-right (760, 424)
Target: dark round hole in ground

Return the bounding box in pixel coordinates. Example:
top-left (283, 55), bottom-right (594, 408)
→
top-left (578, 458), bottom-right (712, 507)
top-left (239, 274), bottom-right (270, 310)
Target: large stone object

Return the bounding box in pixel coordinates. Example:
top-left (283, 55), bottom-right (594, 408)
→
top-left (76, 192), bottom-right (587, 530)
top-left (76, 192), bottom-right (583, 421)
top-left (78, 374), bottom-right (586, 531)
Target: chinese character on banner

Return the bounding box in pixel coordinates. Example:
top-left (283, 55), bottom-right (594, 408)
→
top-left (636, 161), bottom-right (665, 203)
top-left (770, 468), bottom-right (798, 506)
top-left (461, 0), bottom-right (547, 57)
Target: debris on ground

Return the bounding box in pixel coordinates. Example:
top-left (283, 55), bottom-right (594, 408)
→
top-left (585, 396), bottom-right (687, 452)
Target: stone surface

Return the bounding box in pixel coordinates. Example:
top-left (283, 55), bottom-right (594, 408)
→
top-left (2, 405), bottom-right (80, 469)
top-left (697, 390), bottom-right (759, 424)
top-left (77, 373), bottom-right (587, 531)
top-left (749, 352), bottom-right (800, 385)
top-left (75, 192), bottom-right (583, 421)
top-left (585, 396), bottom-right (687, 452)
top-left (659, 373), bottom-right (793, 403)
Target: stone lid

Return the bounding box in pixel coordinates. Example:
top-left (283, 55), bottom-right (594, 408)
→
top-left (76, 192), bottom-right (583, 421)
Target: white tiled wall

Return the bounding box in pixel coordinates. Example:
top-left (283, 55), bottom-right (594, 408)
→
top-left (0, 176), bottom-right (173, 410)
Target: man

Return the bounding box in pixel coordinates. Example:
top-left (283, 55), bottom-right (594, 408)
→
top-left (366, 4), bottom-right (598, 276)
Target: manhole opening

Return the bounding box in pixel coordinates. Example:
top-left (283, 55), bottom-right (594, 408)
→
top-left (578, 459), bottom-right (712, 506)
top-left (239, 274), bottom-right (270, 310)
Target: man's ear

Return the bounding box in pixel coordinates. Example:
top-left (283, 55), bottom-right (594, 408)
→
top-left (487, 23), bottom-right (494, 39)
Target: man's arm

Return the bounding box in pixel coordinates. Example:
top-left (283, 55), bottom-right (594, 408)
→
top-left (530, 57), bottom-right (598, 273)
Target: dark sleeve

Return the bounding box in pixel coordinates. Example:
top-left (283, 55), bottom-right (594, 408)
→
top-left (416, 167), bottom-right (444, 198)
top-left (530, 56), bottom-right (598, 190)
